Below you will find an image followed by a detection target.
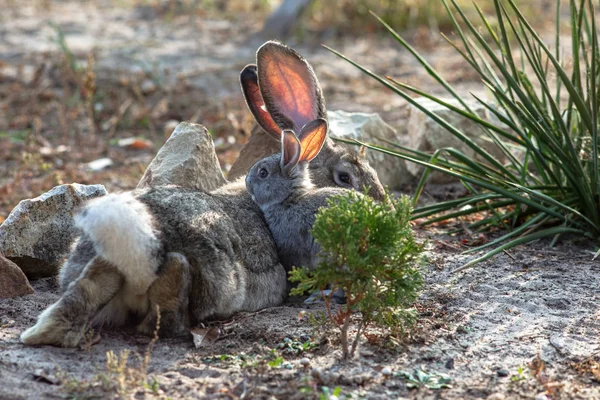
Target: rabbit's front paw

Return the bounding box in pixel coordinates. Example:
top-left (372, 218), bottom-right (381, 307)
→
top-left (20, 303), bottom-right (86, 347)
top-left (304, 288), bottom-right (346, 305)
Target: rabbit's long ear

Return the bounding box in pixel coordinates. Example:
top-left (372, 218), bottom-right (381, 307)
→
top-left (280, 129), bottom-right (301, 176)
top-left (240, 64), bottom-right (281, 139)
top-left (299, 119), bottom-right (328, 162)
top-left (257, 41), bottom-right (326, 133)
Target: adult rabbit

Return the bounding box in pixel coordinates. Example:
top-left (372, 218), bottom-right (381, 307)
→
top-left (20, 41), bottom-right (383, 347)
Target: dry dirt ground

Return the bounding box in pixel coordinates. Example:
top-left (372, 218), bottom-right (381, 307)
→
top-left (1, 1), bottom-right (599, 399)
top-left (1, 237), bottom-right (599, 399)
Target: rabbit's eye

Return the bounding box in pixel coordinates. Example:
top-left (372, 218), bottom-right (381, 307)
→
top-left (259, 168), bottom-right (268, 178)
top-left (338, 173), bottom-right (351, 184)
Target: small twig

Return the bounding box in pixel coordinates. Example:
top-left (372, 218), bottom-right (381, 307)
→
top-left (106, 98), bottom-right (133, 139)
top-left (221, 308), bottom-right (269, 326)
top-left (502, 249), bottom-right (516, 260)
top-left (434, 239), bottom-right (463, 251)
top-left (340, 313), bottom-right (351, 359)
top-left (350, 319), bottom-right (366, 358)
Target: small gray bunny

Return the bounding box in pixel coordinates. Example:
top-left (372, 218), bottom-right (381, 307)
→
top-left (234, 47), bottom-right (384, 202)
top-left (20, 41), bottom-right (383, 348)
top-left (246, 119), bottom-right (356, 274)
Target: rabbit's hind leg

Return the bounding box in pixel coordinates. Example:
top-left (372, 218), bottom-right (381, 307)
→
top-left (20, 256), bottom-right (123, 347)
top-left (58, 235), bottom-right (97, 292)
top-left (136, 252), bottom-right (191, 338)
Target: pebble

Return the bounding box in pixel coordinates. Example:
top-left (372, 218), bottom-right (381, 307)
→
top-left (299, 333), bottom-right (310, 342)
top-left (496, 369), bottom-right (510, 377)
top-left (385, 380), bottom-right (401, 389)
top-left (311, 368), bottom-right (321, 380)
top-left (140, 79), bottom-right (157, 94)
top-left (459, 340), bottom-right (471, 349)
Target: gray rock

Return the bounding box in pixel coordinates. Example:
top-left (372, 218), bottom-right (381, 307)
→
top-left (0, 183), bottom-right (107, 278)
top-left (0, 254), bottom-right (34, 299)
top-left (137, 122), bottom-right (226, 191)
top-left (406, 97), bottom-right (509, 183)
top-left (328, 110), bottom-right (413, 190)
top-left (548, 333), bottom-right (595, 357)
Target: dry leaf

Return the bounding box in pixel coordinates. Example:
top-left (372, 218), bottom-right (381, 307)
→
top-left (297, 310), bottom-right (307, 321)
top-left (32, 369), bottom-right (60, 385)
top-left (190, 327), bottom-right (220, 349)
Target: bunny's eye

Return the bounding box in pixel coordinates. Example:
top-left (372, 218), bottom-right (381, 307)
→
top-left (259, 168), bottom-right (268, 178)
top-left (338, 173), bottom-right (351, 184)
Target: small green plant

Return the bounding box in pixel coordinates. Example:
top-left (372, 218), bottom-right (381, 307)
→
top-left (320, 386), bottom-right (342, 400)
top-left (328, 0), bottom-right (600, 270)
top-left (398, 367), bottom-right (452, 389)
top-left (277, 337), bottom-right (319, 355)
top-left (267, 355), bottom-right (284, 368)
top-left (511, 365), bottom-right (528, 382)
top-left (290, 191), bottom-right (423, 359)
top-left (50, 22), bottom-right (80, 73)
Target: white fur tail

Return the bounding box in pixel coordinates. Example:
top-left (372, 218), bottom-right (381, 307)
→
top-left (75, 192), bottom-right (162, 293)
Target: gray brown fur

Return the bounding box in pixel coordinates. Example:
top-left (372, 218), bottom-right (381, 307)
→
top-left (229, 128), bottom-right (385, 204)
top-left (20, 40), bottom-right (384, 347)
top-left (246, 134), bottom-right (359, 275)
top-left (21, 181), bottom-right (288, 347)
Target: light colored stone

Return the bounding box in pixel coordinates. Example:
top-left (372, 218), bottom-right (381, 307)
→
top-left (327, 110), bottom-right (413, 190)
top-left (0, 254), bottom-right (34, 299)
top-left (406, 97), bottom-right (508, 183)
top-left (140, 79), bottom-right (157, 94)
top-left (85, 157), bottom-right (113, 171)
top-left (0, 183), bottom-right (107, 278)
top-left (137, 122), bottom-right (226, 191)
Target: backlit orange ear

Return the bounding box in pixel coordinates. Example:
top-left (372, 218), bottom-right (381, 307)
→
top-left (240, 64), bottom-right (281, 139)
top-left (298, 119), bottom-right (328, 162)
top-left (257, 41), bottom-right (326, 133)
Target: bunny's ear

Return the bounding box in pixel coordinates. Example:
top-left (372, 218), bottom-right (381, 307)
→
top-left (298, 118), bottom-right (328, 162)
top-left (257, 41), bottom-right (326, 133)
top-left (240, 64), bottom-right (281, 139)
top-left (280, 129), bottom-right (301, 176)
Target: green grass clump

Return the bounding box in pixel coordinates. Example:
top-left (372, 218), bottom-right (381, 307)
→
top-left (303, 0), bottom-right (549, 36)
top-left (289, 191), bottom-right (423, 359)
top-left (328, 0), bottom-right (600, 269)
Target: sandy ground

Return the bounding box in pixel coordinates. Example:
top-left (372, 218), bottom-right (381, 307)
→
top-left (1, 235), bottom-right (599, 399)
top-left (1, 1), bottom-right (599, 399)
